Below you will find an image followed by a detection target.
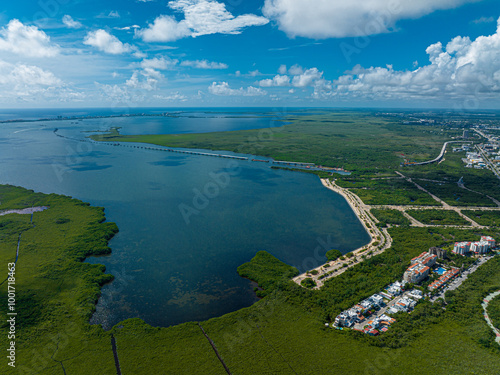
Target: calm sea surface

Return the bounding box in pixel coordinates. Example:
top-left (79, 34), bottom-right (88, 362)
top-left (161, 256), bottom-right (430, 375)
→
top-left (0, 109), bottom-right (370, 328)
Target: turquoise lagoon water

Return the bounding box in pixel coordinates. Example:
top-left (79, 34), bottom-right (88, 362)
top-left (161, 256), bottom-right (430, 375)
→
top-left (0, 109), bottom-right (370, 328)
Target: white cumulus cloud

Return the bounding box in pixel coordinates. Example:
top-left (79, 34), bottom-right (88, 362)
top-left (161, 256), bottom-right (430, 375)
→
top-left (322, 18), bottom-right (500, 101)
top-left (263, 0), bottom-right (479, 39)
top-left (62, 15), bottom-right (83, 29)
top-left (126, 68), bottom-right (164, 91)
top-left (0, 60), bottom-right (72, 102)
top-left (136, 0), bottom-right (269, 42)
top-left (180, 59), bottom-right (228, 69)
top-left (154, 92), bottom-right (188, 101)
top-left (0, 62), bottom-right (62, 87)
top-left (136, 15), bottom-right (191, 42)
top-left (260, 66), bottom-right (324, 88)
top-left (291, 67), bottom-right (323, 87)
top-left (140, 56), bottom-right (179, 69)
top-left (0, 19), bottom-right (59, 57)
top-left (288, 64), bottom-right (304, 76)
top-left (208, 82), bottom-right (267, 96)
top-left (259, 74), bottom-right (290, 87)
top-left (84, 30), bottom-right (132, 54)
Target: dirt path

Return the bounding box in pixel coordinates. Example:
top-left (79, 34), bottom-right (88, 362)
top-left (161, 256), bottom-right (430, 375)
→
top-left (396, 171), bottom-right (483, 228)
top-left (458, 180), bottom-right (500, 207)
top-left (294, 174), bottom-right (497, 290)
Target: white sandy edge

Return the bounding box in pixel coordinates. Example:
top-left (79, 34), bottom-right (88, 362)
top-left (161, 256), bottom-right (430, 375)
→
top-left (0, 206), bottom-right (49, 216)
top-left (292, 179), bottom-right (392, 289)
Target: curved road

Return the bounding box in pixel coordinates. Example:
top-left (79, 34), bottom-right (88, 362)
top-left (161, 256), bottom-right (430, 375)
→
top-left (409, 141), bottom-right (471, 166)
top-left (483, 290), bottom-right (500, 346)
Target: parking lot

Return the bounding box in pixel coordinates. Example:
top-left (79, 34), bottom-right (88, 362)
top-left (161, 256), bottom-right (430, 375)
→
top-left (431, 255), bottom-right (495, 302)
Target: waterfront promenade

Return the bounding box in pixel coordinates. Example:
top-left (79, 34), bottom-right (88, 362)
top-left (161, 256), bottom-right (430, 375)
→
top-left (293, 179), bottom-right (392, 289)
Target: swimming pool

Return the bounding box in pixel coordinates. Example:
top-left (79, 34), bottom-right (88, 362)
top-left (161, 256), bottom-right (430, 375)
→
top-left (435, 267), bottom-right (447, 275)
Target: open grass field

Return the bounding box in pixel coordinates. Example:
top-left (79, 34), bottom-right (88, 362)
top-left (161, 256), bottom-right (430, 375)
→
top-left (3, 185), bottom-right (500, 374)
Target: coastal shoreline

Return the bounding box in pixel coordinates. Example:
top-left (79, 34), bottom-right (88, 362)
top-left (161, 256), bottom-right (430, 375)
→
top-left (293, 178), bottom-right (392, 289)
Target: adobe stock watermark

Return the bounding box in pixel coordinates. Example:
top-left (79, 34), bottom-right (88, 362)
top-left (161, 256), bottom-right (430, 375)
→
top-left (7, 262), bottom-right (91, 374)
top-left (340, 0), bottom-right (402, 63)
top-left (15, 321), bottom-right (84, 374)
top-left (222, 291), bottom-right (286, 352)
top-left (224, 0), bottom-right (243, 13)
top-left (178, 107), bottom-right (287, 225)
top-left (452, 75), bottom-right (493, 116)
top-left (179, 160), bottom-right (242, 225)
top-left (28, 0), bottom-right (71, 28)
top-left (364, 348), bottom-right (401, 375)
top-left (51, 140), bottom-right (93, 183)
top-left (6, 263), bottom-right (16, 368)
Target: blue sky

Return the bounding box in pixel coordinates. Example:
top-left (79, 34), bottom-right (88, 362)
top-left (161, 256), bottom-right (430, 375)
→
top-left (0, 0), bottom-right (499, 108)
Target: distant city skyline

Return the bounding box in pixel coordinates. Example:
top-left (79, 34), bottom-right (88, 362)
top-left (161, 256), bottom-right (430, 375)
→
top-left (0, 0), bottom-right (499, 108)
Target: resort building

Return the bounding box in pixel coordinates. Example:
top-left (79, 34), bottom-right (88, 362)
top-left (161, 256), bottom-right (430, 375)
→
top-left (363, 314), bottom-right (396, 335)
top-left (411, 252), bottom-right (437, 268)
top-left (404, 263), bottom-right (431, 284)
top-left (453, 242), bottom-right (471, 255)
top-left (428, 268), bottom-right (460, 291)
top-left (388, 297), bottom-right (417, 313)
top-left (334, 310), bottom-right (359, 328)
top-left (403, 252), bottom-right (437, 284)
top-left (370, 294), bottom-right (385, 308)
top-left (453, 237), bottom-right (495, 256)
top-left (470, 241), bottom-right (489, 254)
top-left (481, 236), bottom-right (496, 248)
